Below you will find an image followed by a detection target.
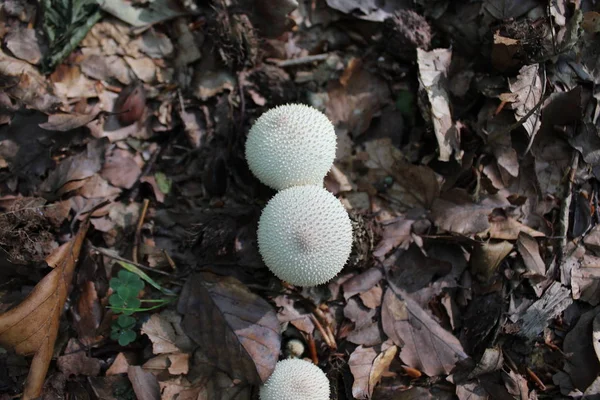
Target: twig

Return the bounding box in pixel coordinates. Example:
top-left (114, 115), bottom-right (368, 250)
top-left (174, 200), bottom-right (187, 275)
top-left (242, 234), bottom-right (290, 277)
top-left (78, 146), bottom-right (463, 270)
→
top-left (90, 245), bottom-right (172, 277)
top-left (526, 367), bottom-right (547, 391)
top-left (163, 249), bottom-right (177, 270)
top-left (307, 333), bottom-right (319, 364)
top-left (310, 314), bottom-right (336, 350)
top-left (557, 151), bottom-right (579, 278)
top-left (274, 54), bottom-right (330, 67)
top-left (133, 199), bottom-right (150, 264)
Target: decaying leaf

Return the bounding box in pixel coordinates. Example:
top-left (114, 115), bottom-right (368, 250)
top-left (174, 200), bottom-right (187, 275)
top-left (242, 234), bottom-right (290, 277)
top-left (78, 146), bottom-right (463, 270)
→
top-left (501, 64), bottom-right (543, 138)
top-left (381, 284), bottom-right (468, 376)
top-left (0, 221), bottom-right (89, 399)
top-left (417, 48), bottom-right (459, 162)
top-left (177, 273), bottom-right (280, 384)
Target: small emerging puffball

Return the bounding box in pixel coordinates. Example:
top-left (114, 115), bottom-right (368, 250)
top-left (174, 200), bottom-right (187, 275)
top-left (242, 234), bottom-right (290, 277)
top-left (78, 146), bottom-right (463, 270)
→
top-left (285, 339), bottom-right (305, 359)
top-left (259, 359), bottom-right (330, 400)
top-left (257, 185), bottom-right (353, 287)
top-left (245, 104), bottom-right (336, 190)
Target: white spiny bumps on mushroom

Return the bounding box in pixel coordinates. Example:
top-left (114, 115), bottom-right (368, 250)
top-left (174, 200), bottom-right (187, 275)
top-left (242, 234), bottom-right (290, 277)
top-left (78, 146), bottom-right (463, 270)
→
top-left (245, 104), bottom-right (336, 190)
top-left (257, 185), bottom-right (353, 287)
top-left (259, 359), bottom-right (330, 400)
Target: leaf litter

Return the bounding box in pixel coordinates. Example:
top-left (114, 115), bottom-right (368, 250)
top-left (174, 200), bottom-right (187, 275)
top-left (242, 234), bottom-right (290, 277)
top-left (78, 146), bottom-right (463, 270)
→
top-left (2, 0), bottom-right (600, 399)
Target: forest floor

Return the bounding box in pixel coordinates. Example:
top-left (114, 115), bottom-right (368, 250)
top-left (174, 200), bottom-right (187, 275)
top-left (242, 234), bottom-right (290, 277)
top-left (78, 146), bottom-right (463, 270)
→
top-left (1, 0), bottom-right (600, 399)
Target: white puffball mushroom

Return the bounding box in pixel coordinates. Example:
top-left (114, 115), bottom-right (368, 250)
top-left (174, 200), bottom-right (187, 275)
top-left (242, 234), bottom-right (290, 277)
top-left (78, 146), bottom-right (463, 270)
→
top-left (259, 359), bottom-right (330, 400)
top-left (257, 185), bottom-right (353, 287)
top-left (245, 104), bottom-right (336, 190)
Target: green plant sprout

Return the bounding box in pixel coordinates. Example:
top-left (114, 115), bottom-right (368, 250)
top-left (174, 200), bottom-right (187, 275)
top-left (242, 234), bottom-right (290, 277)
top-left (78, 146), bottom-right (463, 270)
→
top-left (108, 266), bottom-right (176, 346)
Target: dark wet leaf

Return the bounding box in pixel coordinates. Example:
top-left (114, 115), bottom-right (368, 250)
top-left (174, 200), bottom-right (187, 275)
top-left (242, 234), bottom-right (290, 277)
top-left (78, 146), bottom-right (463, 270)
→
top-left (177, 273), bottom-right (280, 384)
top-left (563, 307), bottom-right (600, 390)
top-left (484, 0), bottom-right (538, 20)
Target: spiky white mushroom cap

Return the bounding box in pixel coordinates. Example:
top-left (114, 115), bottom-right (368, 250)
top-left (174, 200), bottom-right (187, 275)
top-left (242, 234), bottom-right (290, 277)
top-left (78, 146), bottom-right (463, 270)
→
top-left (259, 359), bottom-right (330, 400)
top-left (245, 104), bottom-right (336, 190)
top-left (257, 185), bottom-right (352, 287)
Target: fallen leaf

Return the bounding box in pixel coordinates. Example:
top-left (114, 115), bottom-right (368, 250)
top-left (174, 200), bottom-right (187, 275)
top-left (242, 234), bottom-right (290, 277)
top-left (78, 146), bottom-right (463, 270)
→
top-left (72, 281), bottom-right (103, 346)
top-left (101, 148), bottom-right (143, 189)
top-left (381, 285), bottom-right (468, 376)
top-left (342, 268), bottom-right (383, 300)
top-left (417, 48), bottom-right (459, 162)
top-left (484, 0), bottom-right (539, 20)
top-left (516, 232), bottom-right (545, 276)
top-left (106, 352), bottom-right (136, 376)
top-left (57, 338), bottom-right (101, 377)
top-left (5, 26), bottom-right (42, 65)
top-left (40, 140), bottom-right (105, 194)
top-left (128, 365), bottom-right (160, 400)
top-left (273, 295), bottom-right (315, 334)
top-left (563, 306), bottom-right (600, 390)
top-left (470, 241), bottom-right (513, 282)
top-left (98, 0), bottom-right (187, 27)
top-left (141, 312), bottom-right (187, 355)
top-left (177, 273), bottom-right (280, 384)
top-left (502, 64), bottom-right (543, 138)
top-left (348, 341), bottom-right (397, 399)
top-left (326, 66), bottom-right (391, 137)
top-left (0, 221), bottom-right (89, 399)
top-left (0, 49), bottom-right (60, 112)
top-left (39, 110), bottom-right (100, 132)
top-left (430, 189), bottom-right (505, 236)
top-left (325, 0), bottom-right (408, 22)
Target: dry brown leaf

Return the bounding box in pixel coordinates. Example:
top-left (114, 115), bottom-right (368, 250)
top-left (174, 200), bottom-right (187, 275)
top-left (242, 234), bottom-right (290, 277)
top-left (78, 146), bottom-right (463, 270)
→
top-left (0, 221), bottom-right (89, 399)
top-left (39, 110), bottom-right (100, 132)
top-left (101, 148), bottom-right (143, 189)
top-left (516, 232), bottom-right (545, 276)
top-left (128, 365), bottom-right (161, 400)
top-left (141, 313), bottom-right (182, 355)
top-left (381, 284), bottom-right (468, 376)
top-left (56, 338), bottom-right (101, 377)
top-left (106, 352), bottom-right (136, 376)
top-left (348, 341), bottom-right (397, 399)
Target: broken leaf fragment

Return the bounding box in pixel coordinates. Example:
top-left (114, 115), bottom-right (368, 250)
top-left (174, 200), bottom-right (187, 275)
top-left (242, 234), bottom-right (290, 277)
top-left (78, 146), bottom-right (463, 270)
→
top-left (417, 48), bottom-right (460, 162)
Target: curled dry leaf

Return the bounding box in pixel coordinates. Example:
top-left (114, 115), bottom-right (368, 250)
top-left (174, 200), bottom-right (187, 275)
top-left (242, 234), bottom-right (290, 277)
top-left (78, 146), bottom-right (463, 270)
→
top-left (177, 272), bottom-right (280, 384)
top-left (114, 82), bottom-right (146, 126)
top-left (0, 221), bottom-right (89, 400)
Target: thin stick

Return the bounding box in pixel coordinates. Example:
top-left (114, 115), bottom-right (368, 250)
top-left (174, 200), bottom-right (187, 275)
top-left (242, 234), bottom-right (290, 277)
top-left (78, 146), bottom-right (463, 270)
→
top-left (307, 333), bottom-right (319, 364)
top-left (310, 314), bottom-right (336, 349)
top-left (90, 245), bottom-right (172, 277)
top-left (133, 199), bottom-right (150, 264)
top-left (274, 54), bottom-right (330, 67)
top-left (556, 151), bottom-right (579, 279)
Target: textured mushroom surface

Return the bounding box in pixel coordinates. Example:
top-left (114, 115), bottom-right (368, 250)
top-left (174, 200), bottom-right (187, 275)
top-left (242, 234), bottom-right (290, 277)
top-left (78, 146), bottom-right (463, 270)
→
top-left (259, 359), bottom-right (330, 400)
top-left (245, 104), bottom-right (336, 190)
top-left (257, 185), bottom-right (352, 287)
